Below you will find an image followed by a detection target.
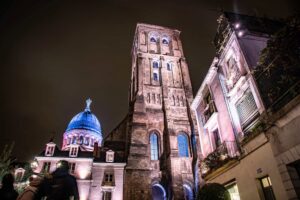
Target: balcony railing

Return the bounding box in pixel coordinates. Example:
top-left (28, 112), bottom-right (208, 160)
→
top-left (200, 141), bottom-right (239, 177)
top-left (203, 100), bottom-right (217, 123)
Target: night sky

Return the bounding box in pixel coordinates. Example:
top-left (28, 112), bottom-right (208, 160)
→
top-left (0, 0), bottom-right (297, 161)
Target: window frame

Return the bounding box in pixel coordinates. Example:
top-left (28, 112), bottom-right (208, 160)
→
top-left (177, 133), bottom-right (190, 157)
top-left (150, 132), bottom-right (160, 160)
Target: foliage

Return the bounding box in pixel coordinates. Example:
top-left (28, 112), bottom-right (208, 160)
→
top-left (197, 183), bottom-right (231, 200)
top-left (0, 142), bottom-right (15, 182)
top-left (254, 14), bottom-right (300, 110)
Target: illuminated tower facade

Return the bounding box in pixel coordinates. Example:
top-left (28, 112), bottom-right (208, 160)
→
top-left (125, 23), bottom-right (197, 200)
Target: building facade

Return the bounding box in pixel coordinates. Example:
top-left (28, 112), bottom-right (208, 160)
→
top-left (106, 23), bottom-right (199, 200)
top-left (33, 24), bottom-right (200, 200)
top-left (33, 100), bottom-right (126, 200)
top-left (191, 12), bottom-right (300, 200)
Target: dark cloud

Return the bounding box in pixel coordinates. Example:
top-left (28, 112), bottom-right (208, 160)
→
top-left (0, 0), bottom-right (296, 161)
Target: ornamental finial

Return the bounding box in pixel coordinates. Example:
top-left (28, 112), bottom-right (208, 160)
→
top-left (85, 98), bottom-right (92, 111)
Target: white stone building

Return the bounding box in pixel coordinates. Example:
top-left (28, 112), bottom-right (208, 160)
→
top-left (33, 99), bottom-right (126, 200)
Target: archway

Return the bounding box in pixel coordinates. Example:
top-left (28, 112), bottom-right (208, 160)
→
top-left (183, 184), bottom-right (194, 200)
top-left (152, 183), bottom-right (166, 200)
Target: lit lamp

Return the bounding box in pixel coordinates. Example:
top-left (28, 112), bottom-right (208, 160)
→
top-left (31, 160), bottom-right (38, 170)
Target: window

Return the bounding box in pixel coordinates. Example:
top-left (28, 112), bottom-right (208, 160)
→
top-left (212, 129), bottom-right (221, 149)
top-left (183, 184), bottom-right (194, 200)
top-left (150, 133), bottom-right (159, 160)
top-left (178, 133), bottom-right (189, 157)
top-left (260, 176), bottom-right (276, 200)
top-left (150, 37), bottom-right (157, 43)
top-left (162, 37), bottom-right (169, 44)
top-left (90, 138), bottom-right (94, 147)
top-left (153, 61), bottom-right (159, 68)
top-left (236, 90), bottom-right (258, 127)
top-left (42, 162), bottom-right (51, 173)
top-left (79, 136), bottom-right (84, 144)
top-left (103, 191), bottom-right (112, 200)
top-left (225, 182), bottom-right (241, 200)
top-left (72, 136), bottom-right (77, 144)
top-left (67, 137), bottom-right (71, 145)
top-left (45, 144), bottom-right (55, 156)
top-left (84, 137), bottom-right (89, 145)
top-left (153, 73), bottom-right (159, 81)
top-left (104, 172), bottom-right (114, 183)
top-left (69, 163), bottom-right (76, 174)
top-left (167, 63), bottom-right (172, 71)
top-left (106, 150), bottom-right (115, 162)
top-left (69, 146), bottom-right (79, 157)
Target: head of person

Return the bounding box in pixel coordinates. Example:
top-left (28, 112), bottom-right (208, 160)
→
top-left (1, 173), bottom-right (15, 187)
top-left (56, 160), bottom-right (69, 172)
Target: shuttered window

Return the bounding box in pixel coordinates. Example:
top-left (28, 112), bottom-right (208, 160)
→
top-left (236, 90), bottom-right (258, 126)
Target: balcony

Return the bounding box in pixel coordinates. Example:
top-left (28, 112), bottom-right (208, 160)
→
top-left (200, 141), bottom-right (239, 178)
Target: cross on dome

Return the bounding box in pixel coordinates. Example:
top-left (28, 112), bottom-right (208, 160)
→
top-left (85, 98), bottom-right (92, 112)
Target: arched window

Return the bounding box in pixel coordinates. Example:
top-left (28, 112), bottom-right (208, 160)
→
top-left (183, 184), bottom-right (194, 200)
top-left (79, 136), bottom-right (84, 145)
top-left (152, 183), bottom-right (166, 200)
top-left (167, 62), bottom-right (172, 71)
top-left (72, 136), bottom-right (77, 144)
top-left (84, 137), bottom-right (89, 145)
top-left (177, 133), bottom-right (189, 157)
top-left (162, 37), bottom-right (169, 44)
top-left (150, 36), bottom-right (157, 43)
top-left (153, 61), bottom-right (159, 68)
top-left (153, 72), bottom-right (159, 81)
top-left (150, 133), bottom-right (159, 160)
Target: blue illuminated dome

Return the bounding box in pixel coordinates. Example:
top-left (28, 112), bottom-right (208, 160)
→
top-left (66, 99), bottom-right (102, 135)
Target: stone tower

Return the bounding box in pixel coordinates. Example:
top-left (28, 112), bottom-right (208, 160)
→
top-left (125, 23), bottom-right (197, 200)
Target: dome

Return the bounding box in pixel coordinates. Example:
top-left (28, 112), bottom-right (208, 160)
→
top-left (66, 99), bottom-right (102, 134)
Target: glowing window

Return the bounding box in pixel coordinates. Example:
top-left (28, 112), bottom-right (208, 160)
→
top-left (178, 133), bottom-right (189, 157)
top-left (42, 162), bottom-right (51, 173)
top-left (150, 133), bottom-right (159, 160)
top-left (153, 61), bottom-right (159, 68)
top-left (260, 176), bottom-right (276, 200)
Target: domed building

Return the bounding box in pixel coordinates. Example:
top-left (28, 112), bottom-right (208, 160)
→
top-left (33, 99), bottom-right (126, 200)
top-left (62, 99), bottom-right (103, 151)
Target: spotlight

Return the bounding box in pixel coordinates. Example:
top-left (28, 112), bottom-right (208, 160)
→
top-left (234, 23), bottom-right (240, 29)
top-left (238, 31), bottom-right (244, 37)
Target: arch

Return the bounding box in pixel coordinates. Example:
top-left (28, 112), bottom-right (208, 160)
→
top-left (84, 137), bottom-right (89, 145)
top-left (152, 183), bottom-right (167, 200)
top-left (183, 184), bottom-right (194, 200)
top-left (177, 133), bottom-right (189, 157)
top-left (150, 132), bottom-right (159, 160)
top-left (72, 136), bottom-right (77, 144)
top-left (162, 37), bottom-right (169, 44)
top-left (167, 62), bottom-right (172, 71)
top-left (153, 61), bottom-right (159, 68)
top-left (79, 135), bottom-right (84, 145)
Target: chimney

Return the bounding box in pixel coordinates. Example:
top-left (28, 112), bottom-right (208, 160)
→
top-left (93, 142), bottom-right (100, 158)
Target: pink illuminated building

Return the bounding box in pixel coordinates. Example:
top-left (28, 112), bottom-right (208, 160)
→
top-left (33, 99), bottom-right (126, 200)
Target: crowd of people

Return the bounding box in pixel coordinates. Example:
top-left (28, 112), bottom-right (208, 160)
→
top-left (0, 160), bottom-right (79, 200)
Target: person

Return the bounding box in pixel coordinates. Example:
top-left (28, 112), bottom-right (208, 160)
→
top-left (35, 160), bottom-right (79, 200)
top-left (0, 173), bottom-right (19, 200)
top-left (17, 176), bottom-right (42, 200)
